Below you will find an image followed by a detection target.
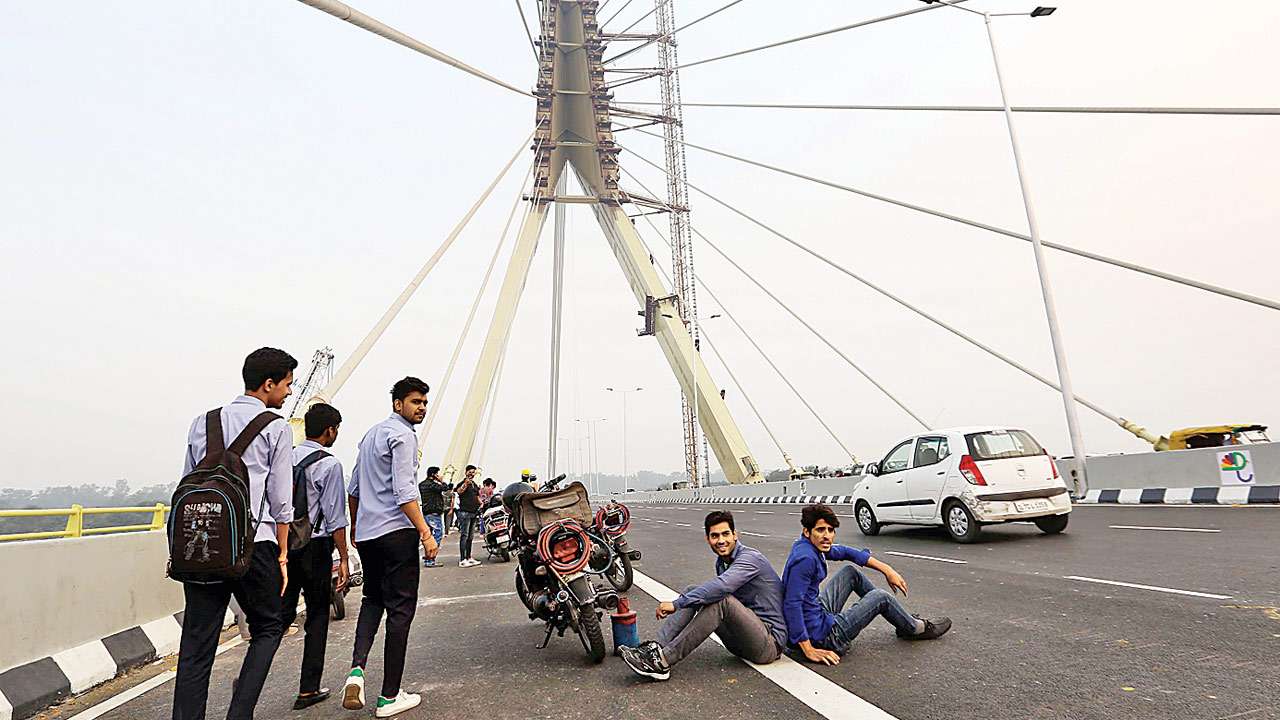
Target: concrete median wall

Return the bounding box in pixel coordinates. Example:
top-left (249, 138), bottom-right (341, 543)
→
top-left (0, 531), bottom-right (181, 673)
top-left (1080, 442), bottom-right (1280, 491)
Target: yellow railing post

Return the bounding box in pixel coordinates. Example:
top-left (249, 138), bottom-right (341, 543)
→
top-left (150, 503), bottom-right (166, 531)
top-left (65, 504), bottom-right (84, 538)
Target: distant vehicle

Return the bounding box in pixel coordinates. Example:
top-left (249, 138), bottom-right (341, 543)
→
top-left (330, 547), bottom-right (363, 620)
top-left (1162, 424), bottom-right (1270, 451)
top-left (853, 426), bottom-right (1071, 543)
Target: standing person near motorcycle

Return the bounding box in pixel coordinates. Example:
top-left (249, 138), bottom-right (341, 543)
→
top-left (478, 477), bottom-right (497, 508)
top-left (620, 510), bottom-right (787, 682)
top-left (282, 403), bottom-right (350, 710)
top-left (454, 465), bottom-right (482, 568)
top-left (343, 377), bottom-right (439, 718)
top-left (417, 466), bottom-right (448, 568)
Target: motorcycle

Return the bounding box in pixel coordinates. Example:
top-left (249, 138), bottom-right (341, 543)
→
top-left (481, 500), bottom-right (513, 563)
top-left (508, 480), bottom-right (617, 664)
top-left (539, 474), bottom-right (639, 592)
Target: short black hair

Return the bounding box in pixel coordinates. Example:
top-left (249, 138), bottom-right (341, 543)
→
top-left (391, 376), bottom-right (430, 402)
top-left (427, 466), bottom-right (440, 479)
top-left (483, 478), bottom-right (496, 487)
top-left (304, 403), bottom-right (342, 438)
top-left (704, 510), bottom-right (735, 534)
top-left (801, 503), bottom-right (840, 530)
top-left (242, 348), bottom-right (297, 392)
top-left (466, 464), bottom-right (477, 472)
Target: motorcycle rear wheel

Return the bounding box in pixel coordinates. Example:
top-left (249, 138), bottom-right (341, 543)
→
top-left (576, 607), bottom-right (606, 664)
top-left (515, 571), bottom-right (535, 612)
top-left (605, 551), bottom-right (634, 592)
top-left (331, 586), bottom-right (346, 621)
top-left (497, 547), bottom-right (511, 563)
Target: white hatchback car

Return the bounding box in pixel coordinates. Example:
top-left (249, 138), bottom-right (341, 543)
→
top-left (852, 426), bottom-right (1071, 543)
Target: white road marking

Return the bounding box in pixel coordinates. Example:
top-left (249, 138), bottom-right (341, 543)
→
top-left (653, 519), bottom-right (670, 524)
top-left (65, 637), bottom-right (246, 720)
top-left (739, 531), bottom-right (770, 537)
top-left (1064, 576), bottom-right (1232, 600)
top-left (632, 570), bottom-right (899, 719)
top-left (884, 551), bottom-right (968, 565)
top-left (675, 522), bottom-right (691, 527)
top-left (418, 591), bottom-right (516, 607)
top-left (754, 511), bottom-right (775, 514)
top-left (1109, 525), bottom-right (1221, 533)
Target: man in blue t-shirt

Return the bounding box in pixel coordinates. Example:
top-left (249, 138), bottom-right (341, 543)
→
top-left (782, 504), bottom-right (951, 666)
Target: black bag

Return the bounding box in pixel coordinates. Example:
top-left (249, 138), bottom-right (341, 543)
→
top-left (287, 450), bottom-right (330, 551)
top-left (168, 408), bottom-right (280, 583)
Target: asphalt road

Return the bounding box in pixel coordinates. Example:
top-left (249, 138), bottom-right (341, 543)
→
top-left (47, 504), bottom-right (1279, 720)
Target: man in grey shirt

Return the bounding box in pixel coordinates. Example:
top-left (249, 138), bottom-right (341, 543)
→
top-left (621, 510), bottom-right (787, 681)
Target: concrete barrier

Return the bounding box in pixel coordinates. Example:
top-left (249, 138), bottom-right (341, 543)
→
top-left (0, 531), bottom-right (180, 674)
top-left (1080, 442), bottom-right (1280, 491)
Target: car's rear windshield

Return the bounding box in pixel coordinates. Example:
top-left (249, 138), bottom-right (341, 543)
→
top-left (965, 429), bottom-right (1045, 461)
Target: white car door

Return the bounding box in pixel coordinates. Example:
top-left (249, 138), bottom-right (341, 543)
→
top-left (873, 439), bottom-right (916, 522)
top-left (907, 436), bottom-right (953, 521)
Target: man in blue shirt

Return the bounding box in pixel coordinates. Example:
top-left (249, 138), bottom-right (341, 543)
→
top-left (621, 511), bottom-right (786, 681)
top-left (342, 377), bottom-right (439, 718)
top-left (282, 403), bottom-right (350, 710)
top-left (782, 504), bottom-right (951, 666)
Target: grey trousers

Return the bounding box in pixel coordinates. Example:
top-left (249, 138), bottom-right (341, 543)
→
top-left (656, 588), bottom-right (782, 666)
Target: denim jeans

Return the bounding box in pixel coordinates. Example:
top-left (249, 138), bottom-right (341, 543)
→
top-left (456, 511), bottom-right (477, 561)
top-left (424, 513), bottom-right (443, 564)
top-left (657, 586), bottom-right (782, 666)
top-left (818, 565), bottom-right (918, 655)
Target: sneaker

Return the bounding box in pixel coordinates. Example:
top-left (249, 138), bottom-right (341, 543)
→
top-left (342, 668), bottom-right (365, 710)
top-left (620, 641), bottom-right (670, 681)
top-left (897, 614), bottom-right (952, 640)
top-left (375, 690), bottom-right (422, 717)
top-left (423, 559), bottom-right (436, 568)
top-left (464, 558), bottom-right (481, 567)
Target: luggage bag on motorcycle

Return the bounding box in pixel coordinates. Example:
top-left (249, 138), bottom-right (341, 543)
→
top-left (515, 481), bottom-right (593, 536)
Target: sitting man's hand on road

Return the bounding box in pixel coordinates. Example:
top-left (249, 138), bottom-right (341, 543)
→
top-left (656, 601), bottom-right (677, 620)
top-left (798, 640), bottom-right (840, 666)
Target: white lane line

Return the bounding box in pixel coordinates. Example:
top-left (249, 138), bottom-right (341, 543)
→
top-left (754, 511), bottom-right (775, 514)
top-left (419, 591), bottom-right (516, 607)
top-left (1109, 525), bottom-right (1221, 533)
top-left (632, 570), bottom-right (898, 719)
top-left (1064, 576), bottom-right (1232, 600)
top-left (653, 519), bottom-right (670, 524)
top-left (675, 522), bottom-right (691, 527)
top-left (66, 636), bottom-right (246, 720)
top-left (739, 531), bottom-right (770, 537)
top-left (884, 551), bottom-right (968, 565)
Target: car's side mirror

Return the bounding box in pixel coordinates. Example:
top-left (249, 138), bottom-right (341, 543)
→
top-left (864, 462), bottom-right (879, 476)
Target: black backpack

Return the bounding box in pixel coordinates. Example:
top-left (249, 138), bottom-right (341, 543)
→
top-left (287, 450), bottom-right (330, 551)
top-left (168, 408), bottom-right (279, 583)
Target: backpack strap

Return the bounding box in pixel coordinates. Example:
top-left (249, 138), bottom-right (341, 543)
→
top-left (228, 411), bottom-right (282, 456)
top-left (204, 408), bottom-right (225, 456)
top-left (296, 450), bottom-right (332, 532)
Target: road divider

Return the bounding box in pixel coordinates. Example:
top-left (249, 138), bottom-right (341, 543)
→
top-left (1063, 576), bottom-right (1231, 600)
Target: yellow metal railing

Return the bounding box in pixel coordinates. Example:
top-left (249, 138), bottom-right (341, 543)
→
top-left (0, 504), bottom-right (169, 543)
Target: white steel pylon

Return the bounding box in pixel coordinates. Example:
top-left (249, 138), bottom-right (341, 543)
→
top-left (440, 0), bottom-right (763, 484)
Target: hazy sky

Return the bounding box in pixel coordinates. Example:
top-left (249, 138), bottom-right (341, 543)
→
top-left (2, 1), bottom-right (1277, 490)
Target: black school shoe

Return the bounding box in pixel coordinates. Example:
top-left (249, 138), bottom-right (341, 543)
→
top-left (293, 688), bottom-right (331, 710)
top-left (620, 641), bottom-right (671, 681)
top-left (897, 614), bottom-right (952, 640)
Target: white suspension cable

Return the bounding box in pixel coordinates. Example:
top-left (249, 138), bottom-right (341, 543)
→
top-left (515, 0), bottom-right (540, 64)
top-left (294, 0), bottom-right (532, 97)
top-left (315, 130), bottom-right (533, 403)
top-left (618, 101), bottom-right (1280, 116)
top-left (617, 0), bottom-right (669, 37)
top-left (418, 161), bottom-right (537, 449)
top-left (624, 148), bottom-right (1128, 426)
top-left (633, 128), bottom-right (1280, 313)
top-left (602, 0), bottom-right (640, 29)
top-left (604, 0), bottom-right (748, 65)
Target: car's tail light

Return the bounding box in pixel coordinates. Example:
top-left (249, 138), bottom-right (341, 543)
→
top-left (959, 455), bottom-right (987, 486)
top-left (1050, 457), bottom-right (1060, 480)
top-left (552, 538), bottom-right (580, 564)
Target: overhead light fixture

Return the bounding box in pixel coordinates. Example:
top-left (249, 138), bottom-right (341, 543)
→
top-left (1031, 6), bottom-right (1057, 16)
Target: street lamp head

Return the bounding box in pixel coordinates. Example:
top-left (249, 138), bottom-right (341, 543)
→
top-left (1030, 6), bottom-right (1056, 16)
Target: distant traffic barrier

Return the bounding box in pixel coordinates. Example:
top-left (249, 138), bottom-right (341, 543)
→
top-left (0, 504), bottom-right (169, 543)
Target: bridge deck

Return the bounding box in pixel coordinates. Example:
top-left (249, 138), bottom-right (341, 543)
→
top-left (42, 504), bottom-right (1280, 720)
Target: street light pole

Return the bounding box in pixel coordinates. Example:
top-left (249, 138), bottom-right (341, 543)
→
top-left (607, 387), bottom-right (643, 492)
top-left (981, 10), bottom-right (1088, 496)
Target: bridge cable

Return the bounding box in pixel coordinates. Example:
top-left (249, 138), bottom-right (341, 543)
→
top-left (604, 0), bottom-right (749, 65)
top-left (617, 101), bottom-right (1280, 117)
top-left (624, 148), bottom-right (1130, 428)
top-left (618, 169), bottom-right (932, 433)
top-left (315, 130), bottom-right (534, 403)
top-left (632, 128), bottom-right (1280, 313)
top-left (616, 0), bottom-right (669, 37)
top-left (294, 0), bottom-right (532, 97)
top-left (515, 0), bottom-right (541, 65)
top-left (418, 157), bottom-right (539, 450)
top-left (602, 0), bottom-right (640, 30)
top-left (630, 212), bottom-right (860, 464)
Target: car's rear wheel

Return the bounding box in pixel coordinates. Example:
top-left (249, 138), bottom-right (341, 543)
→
top-left (1033, 513), bottom-right (1069, 535)
top-left (944, 501), bottom-right (981, 543)
top-left (855, 502), bottom-right (880, 536)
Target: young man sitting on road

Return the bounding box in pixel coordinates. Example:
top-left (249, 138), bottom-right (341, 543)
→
top-left (621, 510), bottom-right (787, 681)
top-left (782, 503), bottom-right (951, 666)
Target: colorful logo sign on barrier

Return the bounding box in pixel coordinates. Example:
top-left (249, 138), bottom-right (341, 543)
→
top-left (1218, 450), bottom-right (1255, 485)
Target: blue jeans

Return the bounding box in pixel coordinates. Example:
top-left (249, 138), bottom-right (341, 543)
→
top-left (424, 513), bottom-right (444, 564)
top-left (818, 565), bottom-right (917, 654)
top-left (456, 511), bottom-right (477, 561)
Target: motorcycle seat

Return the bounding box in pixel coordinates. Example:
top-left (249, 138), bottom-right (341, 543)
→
top-left (514, 481), bottom-right (593, 536)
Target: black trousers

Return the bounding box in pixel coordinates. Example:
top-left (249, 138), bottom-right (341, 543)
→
top-left (280, 535), bottom-right (334, 694)
top-left (351, 528), bottom-right (420, 698)
top-left (173, 541), bottom-right (284, 720)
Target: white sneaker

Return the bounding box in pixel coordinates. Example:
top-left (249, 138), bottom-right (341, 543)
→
top-left (342, 668), bottom-right (365, 710)
top-left (458, 559), bottom-right (468, 567)
top-left (466, 558), bottom-right (482, 567)
top-left (375, 690), bottom-right (421, 717)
